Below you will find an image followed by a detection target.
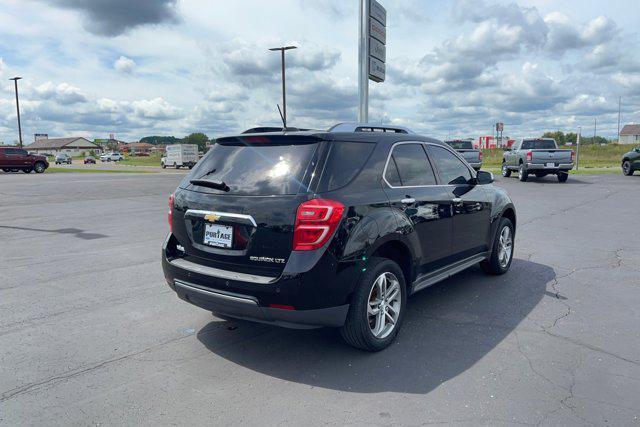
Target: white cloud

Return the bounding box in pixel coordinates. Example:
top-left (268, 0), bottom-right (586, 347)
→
top-left (114, 56), bottom-right (136, 74)
top-left (34, 81), bottom-right (87, 104)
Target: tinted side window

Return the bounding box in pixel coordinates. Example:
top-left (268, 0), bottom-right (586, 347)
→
top-left (385, 143), bottom-right (436, 186)
top-left (428, 145), bottom-right (473, 185)
top-left (318, 141), bottom-right (376, 191)
top-left (17, 149), bottom-right (28, 155)
top-left (4, 148), bottom-right (18, 155)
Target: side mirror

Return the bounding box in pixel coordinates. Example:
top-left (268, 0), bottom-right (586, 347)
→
top-left (476, 170), bottom-right (494, 185)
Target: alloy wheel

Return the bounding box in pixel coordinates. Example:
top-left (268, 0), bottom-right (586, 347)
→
top-left (498, 226), bottom-right (513, 268)
top-left (368, 272), bottom-right (402, 339)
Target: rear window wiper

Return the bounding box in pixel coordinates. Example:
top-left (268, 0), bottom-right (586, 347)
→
top-left (189, 179), bottom-right (230, 192)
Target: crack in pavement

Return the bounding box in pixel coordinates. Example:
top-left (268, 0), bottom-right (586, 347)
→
top-left (0, 332), bottom-right (194, 403)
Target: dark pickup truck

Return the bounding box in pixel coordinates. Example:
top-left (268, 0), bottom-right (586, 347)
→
top-left (502, 138), bottom-right (573, 182)
top-left (0, 147), bottom-right (49, 173)
top-left (444, 139), bottom-right (482, 170)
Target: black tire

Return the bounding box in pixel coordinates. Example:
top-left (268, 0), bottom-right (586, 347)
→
top-left (622, 160), bottom-right (633, 176)
top-left (340, 257), bottom-right (407, 351)
top-left (34, 162), bottom-right (46, 173)
top-left (480, 217), bottom-right (514, 275)
top-left (501, 162), bottom-right (511, 177)
top-left (161, 163), bottom-right (166, 169)
top-left (518, 164), bottom-right (528, 182)
top-left (23, 168), bottom-right (32, 173)
top-left (2, 168), bottom-right (9, 172)
top-left (175, 164), bottom-right (180, 169)
top-left (557, 172), bottom-right (569, 182)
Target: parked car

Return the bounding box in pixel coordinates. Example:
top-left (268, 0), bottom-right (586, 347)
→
top-left (161, 144), bottom-right (199, 169)
top-left (502, 138), bottom-right (574, 182)
top-left (0, 146), bottom-right (49, 173)
top-left (55, 153), bottom-right (73, 164)
top-left (100, 152), bottom-right (124, 162)
top-left (84, 156), bottom-right (96, 164)
top-left (162, 125), bottom-right (517, 351)
top-left (444, 139), bottom-right (482, 170)
top-left (621, 146), bottom-right (640, 176)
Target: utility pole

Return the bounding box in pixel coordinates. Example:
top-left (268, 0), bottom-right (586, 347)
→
top-left (576, 126), bottom-right (581, 170)
top-left (617, 96), bottom-right (621, 143)
top-left (9, 77), bottom-right (23, 148)
top-left (593, 117), bottom-right (597, 144)
top-left (269, 45), bottom-right (297, 128)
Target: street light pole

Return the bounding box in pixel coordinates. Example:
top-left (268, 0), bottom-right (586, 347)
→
top-left (269, 46), bottom-right (297, 128)
top-left (9, 77), bottom-right (23, 148)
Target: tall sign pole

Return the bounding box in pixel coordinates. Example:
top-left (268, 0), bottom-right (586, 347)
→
top-left (358, 0), bottom-right (386, 123)
top-left (9, 77), bottom-right (23, 148)
top-left (576, 126), bottom-right (581, 171)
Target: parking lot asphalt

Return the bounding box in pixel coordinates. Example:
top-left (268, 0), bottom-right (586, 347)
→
top-left (1, 172), bottom-right (638, 426)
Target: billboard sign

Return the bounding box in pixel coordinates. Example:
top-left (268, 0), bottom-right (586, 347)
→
top-left (368, 0), bottom-right (386, 83)
top-left (369, 57), bottom-right (386, 82)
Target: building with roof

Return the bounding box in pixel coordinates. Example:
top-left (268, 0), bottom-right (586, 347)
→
top-left (26, 137), bottom-right (102, 155)
top-left (619, 124), bottom-right (640, 144)
top-left (127, 142), bottom-right (154, 154)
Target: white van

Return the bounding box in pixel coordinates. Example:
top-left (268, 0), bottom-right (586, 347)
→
top-left (161, 144), bottom-right (199, 169)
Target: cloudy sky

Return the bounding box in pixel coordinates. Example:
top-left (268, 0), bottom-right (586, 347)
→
top-left (0, 0), bottom-right (638, 143)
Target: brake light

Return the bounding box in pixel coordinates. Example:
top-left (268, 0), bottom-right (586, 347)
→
top-left (570, 150), bottom-right (575, 162)
top-left (293, 198), bottom-right (345, 251)
top-left (168, 193), bottom-right (174, 232)
top-left (526, 151), bottom-right (532, 162)
top-left (269, 304), bottom-right (296, 310)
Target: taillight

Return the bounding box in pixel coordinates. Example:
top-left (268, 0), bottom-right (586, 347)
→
top-left (570, 150), bottom-right (575, 162)
top-left (478, 150), bottom-right (483, 161)
top-left (526, 151), bottom-right (532, 162)
top-left (168, 193), bottom-right (174, 232)
top-left (293, 198), bottom-right (345, 251)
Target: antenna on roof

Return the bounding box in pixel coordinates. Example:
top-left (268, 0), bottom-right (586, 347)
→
top-left (276, 104), bottom-right (286, 130)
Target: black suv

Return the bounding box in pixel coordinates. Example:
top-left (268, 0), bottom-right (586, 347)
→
top-left (162, 127), bottom-right (516, 351)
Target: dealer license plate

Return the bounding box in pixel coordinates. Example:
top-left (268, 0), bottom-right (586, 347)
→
top-left (203, 223), bottom-right (233, 248)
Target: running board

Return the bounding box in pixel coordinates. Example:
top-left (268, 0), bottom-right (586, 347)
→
top-left (411, 253), bottom-right (488, 293)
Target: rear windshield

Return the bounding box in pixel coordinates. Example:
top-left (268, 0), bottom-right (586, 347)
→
top-left (522, 139), bottom-right (556, 149)
top-left (445, 140), bottom-right (473, 150)
top-left (182, 136), bottom-right (319, 196)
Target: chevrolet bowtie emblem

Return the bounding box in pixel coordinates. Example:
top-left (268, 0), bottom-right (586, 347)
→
top-left (204, 213), bottom-right (220, 222)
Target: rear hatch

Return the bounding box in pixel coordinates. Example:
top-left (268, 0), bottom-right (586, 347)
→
top-left (172, 134), bottom-right (324, 278)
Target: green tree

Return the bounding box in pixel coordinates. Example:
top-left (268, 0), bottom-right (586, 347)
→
top-left (139, 136), bottom-right (182, 145)
top-left (542, 131), bottom-right (565, 145)
top-left (183, 132), bottom-right (210, 151)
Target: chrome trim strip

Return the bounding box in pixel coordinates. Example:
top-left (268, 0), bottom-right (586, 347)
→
top-left (185, 209), bottom-right (257, 227)
top-left (412, 253), bottom-right (488, 293)
top-left (169, 258), bottom-right (276, 284)
top-left (174, 280), bottom-right (258, 305)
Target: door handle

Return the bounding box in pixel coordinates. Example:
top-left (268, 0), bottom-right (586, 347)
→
top-left (400, 197), bottom-right (416, 205)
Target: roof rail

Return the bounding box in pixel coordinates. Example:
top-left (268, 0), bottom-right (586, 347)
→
top-left (328, 122), bottom-right (413, 134)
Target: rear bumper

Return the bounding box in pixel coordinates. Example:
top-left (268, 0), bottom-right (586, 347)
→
top-left (162, 234), bottom-right (356, 329)
top-left (170, 279), bottom-right (348, 329)
top-left (524, 163), bottom-right (573, 171)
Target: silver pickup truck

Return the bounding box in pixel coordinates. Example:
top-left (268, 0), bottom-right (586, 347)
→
top-left (444, 139), bottom-right (482, 170)
top-left (502, 138), bottom-right (574, 182)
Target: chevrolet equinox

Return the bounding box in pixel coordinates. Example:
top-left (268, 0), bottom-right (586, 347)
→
top-left (162, 125), bottom-right (516, 351)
